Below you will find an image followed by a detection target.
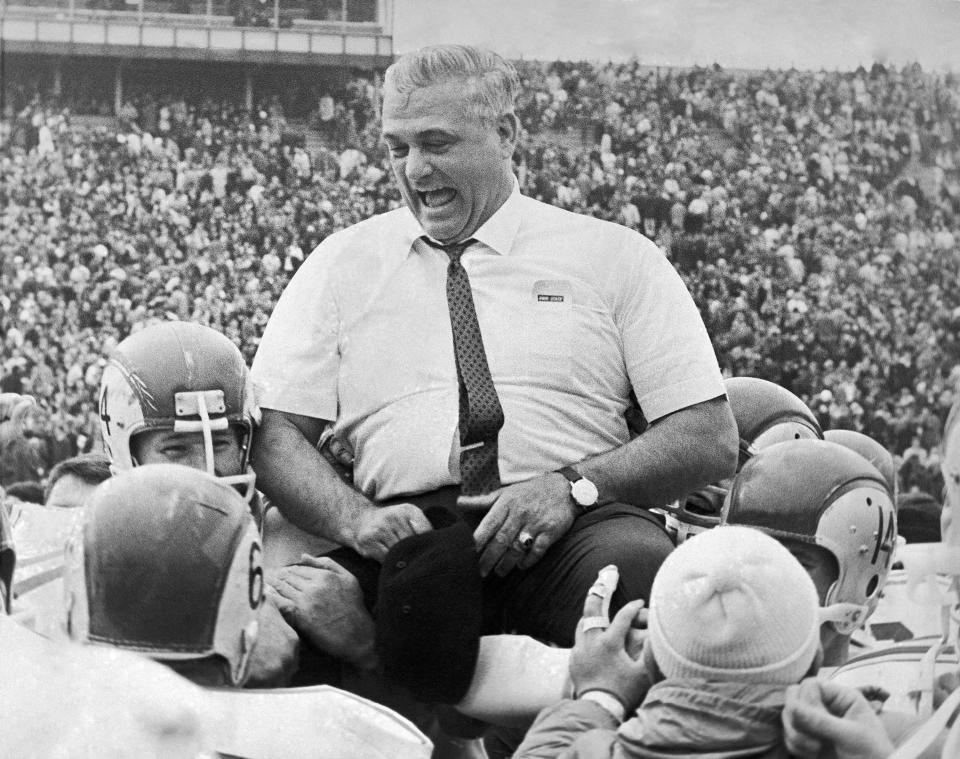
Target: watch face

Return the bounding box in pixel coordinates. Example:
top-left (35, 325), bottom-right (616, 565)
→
top-left (571, 478), bottom-right (599, 506)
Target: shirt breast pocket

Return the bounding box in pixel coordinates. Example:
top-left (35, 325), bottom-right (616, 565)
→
top-left (516, 280), bottom-right (573, 373)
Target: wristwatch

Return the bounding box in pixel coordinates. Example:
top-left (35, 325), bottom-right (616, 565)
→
top-left (557, 466), bottom-right (600, 513)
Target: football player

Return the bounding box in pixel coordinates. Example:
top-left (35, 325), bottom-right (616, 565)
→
top-left (97, 322), bottom-right (325, 683)
top-left (64, 463), bottom-right (264, 687)
top-left (99, 320), bottom-right (336, 566)
top-left (721, 438), bottom-right (897, 667)
top-left (98, 321), bottom-right (379, 682)
top-left (61, 463), bottom-right (432, 758)
top-left (662, 376), bottom-right (822, 542)
top-left (821, 428), bottom-right (947, 648)
top-left (98, 321), bottom-right (259, 506)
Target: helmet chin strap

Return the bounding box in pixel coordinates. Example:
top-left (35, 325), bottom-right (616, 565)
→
top-left (819, 601), bottom-right (870, 634)
top-left (218, 472), bottom-right (258, 505)
top-left (233, 619), bottom-right (259, 687)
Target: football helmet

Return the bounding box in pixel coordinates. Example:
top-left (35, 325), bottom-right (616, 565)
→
top-left (63, 464), bottom-right (263, 686)
top-left (824, 429), bottom-right (897, 502)
top-left (722, 439), bottom-right (897, 634)
top-left (663, 377), bottom-right (823, 542)
top-left (724, 376), bottom-right (823, 449)
top-left (98, 322), bottom-right (258, 502)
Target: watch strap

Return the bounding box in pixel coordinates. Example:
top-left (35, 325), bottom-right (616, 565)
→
top-left (557, 466), bottom-right (604, 513)
top-left (557, 466), bottom-right (584, 484)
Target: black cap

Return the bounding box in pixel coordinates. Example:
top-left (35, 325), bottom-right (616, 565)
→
top-left (375, 506), bottom-right (483, 704)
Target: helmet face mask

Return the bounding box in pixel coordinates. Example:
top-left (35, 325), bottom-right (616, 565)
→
top-left (64, 465), bottom-right (263, 686)
top-left (662, 481), bottom-right (731, 543)
top-left (129, 424), bottom-right (255, 504)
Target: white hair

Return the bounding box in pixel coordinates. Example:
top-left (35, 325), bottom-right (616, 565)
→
top-left (384, 44), bottom-right (519, 125)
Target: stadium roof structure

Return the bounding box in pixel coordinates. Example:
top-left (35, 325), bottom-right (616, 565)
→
top-left (0, 0), bottom-right (393, 68)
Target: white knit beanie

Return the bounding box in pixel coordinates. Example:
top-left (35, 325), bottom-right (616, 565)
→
top-left (647, 525), bottom-right (820, 685)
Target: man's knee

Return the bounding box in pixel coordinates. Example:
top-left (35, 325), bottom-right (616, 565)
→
top-left (585, 513), bottom-right (674, 610)
top-left (500, 512), bottom-right (673, 645)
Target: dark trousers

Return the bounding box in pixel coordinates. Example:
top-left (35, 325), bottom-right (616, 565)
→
top-left (327, 487), bottom-right (674, 648)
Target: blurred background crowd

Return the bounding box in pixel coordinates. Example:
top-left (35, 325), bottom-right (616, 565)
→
top-left (3, 59), bottom-right (959, 500)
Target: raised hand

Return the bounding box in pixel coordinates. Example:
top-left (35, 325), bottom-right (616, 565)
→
top-left (568, 566), bottom-right (652, 714)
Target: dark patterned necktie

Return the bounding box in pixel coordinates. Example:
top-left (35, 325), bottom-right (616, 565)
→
top-left (422, 236), bottom-right (505, 495)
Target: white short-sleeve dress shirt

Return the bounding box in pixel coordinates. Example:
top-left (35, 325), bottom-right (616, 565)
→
top-left (252, 183), bottom-right (725, 500)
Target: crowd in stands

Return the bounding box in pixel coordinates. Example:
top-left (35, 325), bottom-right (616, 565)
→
top-left (3, 59), bottom-right (960, 500)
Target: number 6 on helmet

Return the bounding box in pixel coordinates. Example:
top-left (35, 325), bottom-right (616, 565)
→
top-left (63, 464), bottom-right (263, 687)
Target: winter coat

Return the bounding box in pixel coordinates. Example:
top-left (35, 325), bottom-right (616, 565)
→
top-left (513, 678), bottom-right (793, 759)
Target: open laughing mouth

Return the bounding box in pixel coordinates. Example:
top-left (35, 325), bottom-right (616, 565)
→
top-left (418, 188), bottom-right (457, 208)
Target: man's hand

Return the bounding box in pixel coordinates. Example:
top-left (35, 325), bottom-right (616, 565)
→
top-left (782, 678), bottom-right (895, 759)
top-left (569, 578), bottom-right (651, 714)
top-left (348, 504), bottom-right (433, 562)
top-left (271, 555), bottom-right (379, 671)
top-left (471, 473), bottom-right (575, 577)
top-left (244, 594), bottom-right (301, 687)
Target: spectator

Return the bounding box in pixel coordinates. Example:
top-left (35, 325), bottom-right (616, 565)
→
top-left (3, 480), bottom-right (45, 505)
top-left (43, 451), bottom-right (111, 509)
top-left (513, 527), bottom-right (821, 758)
top-left (0, 394), bottom-right (44, 487)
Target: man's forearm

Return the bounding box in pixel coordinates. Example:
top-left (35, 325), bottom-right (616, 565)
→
top-left (252, 410), bottom-right (375, 544)
top-left (574, 395), bottom-right (738, 508)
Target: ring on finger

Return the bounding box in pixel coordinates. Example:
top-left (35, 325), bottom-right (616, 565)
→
top-left (514, 530), bottom-right (535, 552)
top-left (580, 615), bottom-right (609, 632)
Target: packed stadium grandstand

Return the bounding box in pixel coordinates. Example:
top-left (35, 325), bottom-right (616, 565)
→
top-left (3, 56), bottom-right (959, 499)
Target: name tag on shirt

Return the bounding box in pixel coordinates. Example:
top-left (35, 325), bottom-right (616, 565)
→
top-left (532, 280), bottom-right (572, 305)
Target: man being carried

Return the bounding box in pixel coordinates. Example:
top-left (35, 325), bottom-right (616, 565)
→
top-left (251, 44), bottom-right (736, 657)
